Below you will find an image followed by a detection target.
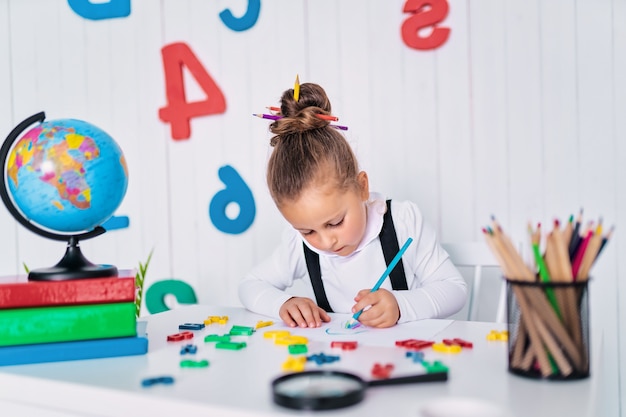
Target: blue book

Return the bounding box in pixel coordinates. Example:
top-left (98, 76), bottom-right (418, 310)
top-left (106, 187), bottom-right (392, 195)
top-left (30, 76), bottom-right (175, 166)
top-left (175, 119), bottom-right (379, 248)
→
top-left (0, 336), bottom-right (148, 366)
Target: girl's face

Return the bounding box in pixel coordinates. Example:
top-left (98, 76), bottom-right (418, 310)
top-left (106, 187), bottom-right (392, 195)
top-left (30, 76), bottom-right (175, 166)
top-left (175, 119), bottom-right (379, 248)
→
top-left (278, 172), bottom-right (370, 257)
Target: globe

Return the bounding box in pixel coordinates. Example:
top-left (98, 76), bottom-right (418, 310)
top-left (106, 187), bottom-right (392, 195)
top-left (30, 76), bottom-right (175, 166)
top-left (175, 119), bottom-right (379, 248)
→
top-left (0, 112), bottom-right (129, 281)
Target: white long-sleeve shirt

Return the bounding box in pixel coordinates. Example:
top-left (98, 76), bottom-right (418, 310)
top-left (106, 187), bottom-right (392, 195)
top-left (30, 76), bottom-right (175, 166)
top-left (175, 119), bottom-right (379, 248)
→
top-left (238, 193), bottom-right (467, 323)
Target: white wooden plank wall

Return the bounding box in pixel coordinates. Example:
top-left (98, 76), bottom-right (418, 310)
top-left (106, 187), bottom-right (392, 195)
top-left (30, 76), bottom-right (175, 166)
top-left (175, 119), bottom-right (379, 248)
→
top-left (0, 0), bottom-right (624, 413)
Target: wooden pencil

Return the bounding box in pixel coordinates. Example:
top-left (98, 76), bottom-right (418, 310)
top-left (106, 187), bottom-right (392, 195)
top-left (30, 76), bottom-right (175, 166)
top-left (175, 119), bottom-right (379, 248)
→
top-left (595, 225), bottom-right (615, 264)
top-left (533, 309), bottom-right (573, 377)
top-left (577, 222), bottom-right (604, 281)
top-left (568, 208), bottom-right (584, 259)
top-left (562, 214), bottom-right (574, 251)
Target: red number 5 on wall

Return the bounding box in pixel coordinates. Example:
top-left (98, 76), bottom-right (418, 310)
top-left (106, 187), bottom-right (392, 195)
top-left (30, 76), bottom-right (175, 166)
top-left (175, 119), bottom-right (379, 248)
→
top-left (401, 0), bottom-right (450, 51)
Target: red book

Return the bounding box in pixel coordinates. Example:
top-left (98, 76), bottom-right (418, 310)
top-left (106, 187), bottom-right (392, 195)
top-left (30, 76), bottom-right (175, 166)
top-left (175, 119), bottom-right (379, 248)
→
top-left (0, 269), bottom-right (136, 309)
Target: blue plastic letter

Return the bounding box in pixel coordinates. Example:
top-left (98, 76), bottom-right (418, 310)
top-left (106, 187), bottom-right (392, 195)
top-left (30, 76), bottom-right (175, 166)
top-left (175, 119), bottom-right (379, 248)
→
top-left (219, 0), bottom-right (260, 32)
top-left (209, 165), bottom-right (255, 234)
top-left (67, 0), bottom-right (130, 20)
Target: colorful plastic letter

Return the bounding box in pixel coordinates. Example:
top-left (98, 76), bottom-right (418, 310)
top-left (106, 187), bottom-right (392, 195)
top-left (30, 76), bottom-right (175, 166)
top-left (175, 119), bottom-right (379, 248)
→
top-left (263, 330), bottom-right (291, 340)
top-left (282, 355), bottom-right (307, 372)
top-left (229, 325), bottom-right (255, 336)
top-left (330, 341), bottom-right (358, 350)
top-left (288, 344), bottom-right (308, 355)
top-left (180, 359), bottom-right (209, 368)
top-left (204, 334), bottom-right (231, 343)
top-left (145, 279), bottom-right (198, 314)
top-left (422, 360), bottom-right (449, 373)
top-left (179, 323), bottom-right (205, 330)
top-left (141, 376), bottom-right (174, 387)
top-left (215, 341), bottom-right (247, 350)
top-left (255, 320), bottom-right (274, 329)
top-left (180, 344), bottom-right (198, 355)
top-left (395, 339), bottom-right (434, 350)
top-left (432, 342), bottom-right (462, 354)
top-left (167, 331), bottom-right (194, 342)
top-left (486, 330), bottom-right (509, 341)
top-left (307, 353), bottom-right (340, 365)
top-left (372, 363), bottom-right (394, 379)
top-left (443, 338), bottom-right (473, 348)
top-left (406, 350), bottom-right (425, 363)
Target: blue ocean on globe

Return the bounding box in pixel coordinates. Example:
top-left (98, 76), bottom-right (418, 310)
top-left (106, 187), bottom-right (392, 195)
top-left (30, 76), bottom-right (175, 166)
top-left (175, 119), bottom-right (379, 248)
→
top-left (6, 119), bottom-right (128, 233)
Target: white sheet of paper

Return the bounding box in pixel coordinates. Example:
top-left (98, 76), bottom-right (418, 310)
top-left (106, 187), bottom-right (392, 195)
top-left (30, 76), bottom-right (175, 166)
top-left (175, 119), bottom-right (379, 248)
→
top-left (271, 313), bottom-right (453, 347)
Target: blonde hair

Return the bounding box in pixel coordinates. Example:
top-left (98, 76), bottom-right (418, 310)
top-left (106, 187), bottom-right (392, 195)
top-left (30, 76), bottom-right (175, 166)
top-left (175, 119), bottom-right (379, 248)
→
top-left (266, 83), bottom-right (359, 206)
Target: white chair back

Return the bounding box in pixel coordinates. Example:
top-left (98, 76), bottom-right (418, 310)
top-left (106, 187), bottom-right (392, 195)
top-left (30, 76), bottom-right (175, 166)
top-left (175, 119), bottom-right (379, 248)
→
top-left (442, 242), bottom-right (506, 323)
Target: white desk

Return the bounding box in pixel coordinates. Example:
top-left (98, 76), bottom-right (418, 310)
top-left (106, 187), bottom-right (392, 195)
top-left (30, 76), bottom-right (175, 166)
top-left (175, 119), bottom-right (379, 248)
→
top-left (0, 305), bottom-right (606, 417)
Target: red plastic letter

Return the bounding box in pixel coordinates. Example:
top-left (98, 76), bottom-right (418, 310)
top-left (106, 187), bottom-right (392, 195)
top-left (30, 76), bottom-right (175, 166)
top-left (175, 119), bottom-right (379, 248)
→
top-left (401, 0), bottom-right (450, 50)
top-left (158, 42), bottom-right (227, 140)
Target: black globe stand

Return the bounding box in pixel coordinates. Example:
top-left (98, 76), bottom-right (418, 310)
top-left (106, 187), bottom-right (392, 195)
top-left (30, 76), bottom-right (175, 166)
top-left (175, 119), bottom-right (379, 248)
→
top-left (28, 236), bottom-right (118, 281)
top-left (1, 111), bottom-right (119, 282)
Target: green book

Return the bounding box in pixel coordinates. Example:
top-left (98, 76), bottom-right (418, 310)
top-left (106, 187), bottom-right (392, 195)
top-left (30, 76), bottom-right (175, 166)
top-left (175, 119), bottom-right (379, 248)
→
top-left (0, 302), bottom-right (136, 346)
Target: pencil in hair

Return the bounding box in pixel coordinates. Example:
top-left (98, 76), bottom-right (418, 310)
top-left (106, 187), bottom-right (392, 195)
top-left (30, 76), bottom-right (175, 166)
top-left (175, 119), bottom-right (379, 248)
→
top-left (253, 113), bottom-right (281, 121)
top-left (316, 114), bottom-right (339, 121)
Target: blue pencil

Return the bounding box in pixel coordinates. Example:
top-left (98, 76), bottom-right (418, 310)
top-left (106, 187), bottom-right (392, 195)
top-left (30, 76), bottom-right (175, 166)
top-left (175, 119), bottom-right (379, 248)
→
top-left (346, 237), bottom-right (414, 328)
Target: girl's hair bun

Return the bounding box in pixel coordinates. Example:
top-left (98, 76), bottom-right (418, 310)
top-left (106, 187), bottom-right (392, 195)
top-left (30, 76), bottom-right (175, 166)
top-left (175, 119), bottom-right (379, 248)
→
top-left (269, 83), bottom-right (333, 144)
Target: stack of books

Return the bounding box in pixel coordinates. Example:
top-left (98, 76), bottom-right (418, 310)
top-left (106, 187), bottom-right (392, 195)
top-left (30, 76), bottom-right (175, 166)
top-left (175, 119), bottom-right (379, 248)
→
top-left (0, 270), bottom-right (148, 366)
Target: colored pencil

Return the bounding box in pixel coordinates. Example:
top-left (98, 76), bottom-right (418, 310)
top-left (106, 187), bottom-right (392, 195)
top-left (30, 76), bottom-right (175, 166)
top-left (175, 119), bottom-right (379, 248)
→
top-left (571, 227), bottom-right (593, 279)
top-left (562, 214), bottom-right (574, 249)
top-left (596, 225), bottom-right (615, 261)
top-left (529, 223), bottom-right (550, 282)
top-left (345, 237), bottom-right (413, 328)
top-left (568, 208), bottom-right (584, 260)
top-left (253, 113), bottom-right (281, 121)
top-left (576, 221), bottom-right (604, 281)
top-left (293, 74), bottom-right (300, 101)
top-left (316, 114), bottom-right (339, 121)
top-left (528, 223), bottom-right (560, 316)
top-left (254, 113), bottom-right (343, 125)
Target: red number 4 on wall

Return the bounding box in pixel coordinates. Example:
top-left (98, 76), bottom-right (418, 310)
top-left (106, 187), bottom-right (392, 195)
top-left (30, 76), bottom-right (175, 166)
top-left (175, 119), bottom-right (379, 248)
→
top-left (158, 42), bottom-right (227, 140)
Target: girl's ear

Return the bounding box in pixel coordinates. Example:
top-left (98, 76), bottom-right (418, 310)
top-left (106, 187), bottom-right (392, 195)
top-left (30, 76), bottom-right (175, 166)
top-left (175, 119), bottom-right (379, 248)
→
top-left (357, 171), bottom-right (369, 201)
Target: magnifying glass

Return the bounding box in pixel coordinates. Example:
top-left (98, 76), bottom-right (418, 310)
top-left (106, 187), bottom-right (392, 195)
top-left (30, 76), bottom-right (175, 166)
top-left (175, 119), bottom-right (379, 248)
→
top-left (272, 370), bottom-right (448, 411)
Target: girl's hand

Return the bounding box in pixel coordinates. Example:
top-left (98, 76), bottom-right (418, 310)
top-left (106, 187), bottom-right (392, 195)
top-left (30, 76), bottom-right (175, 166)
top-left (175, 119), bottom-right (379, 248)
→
top-left (351, 289), bottom-right (400, 328)
top-left (279, 297), bottom-right (331, 328)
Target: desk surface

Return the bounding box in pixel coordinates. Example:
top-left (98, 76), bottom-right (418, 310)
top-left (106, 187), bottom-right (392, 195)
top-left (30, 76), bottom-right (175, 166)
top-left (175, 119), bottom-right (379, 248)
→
top-left (0, 305), bottom-right (603, 417)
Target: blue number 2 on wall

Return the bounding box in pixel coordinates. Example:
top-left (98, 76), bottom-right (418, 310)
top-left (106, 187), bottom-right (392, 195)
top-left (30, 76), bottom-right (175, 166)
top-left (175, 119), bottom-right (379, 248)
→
top-left (209, 165), bottom-right (256, 234)
top-left (67, 0), bottom-right (130, 20)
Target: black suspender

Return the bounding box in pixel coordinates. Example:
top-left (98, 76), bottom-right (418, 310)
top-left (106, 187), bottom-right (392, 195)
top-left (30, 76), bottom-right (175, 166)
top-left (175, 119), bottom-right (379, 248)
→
top-left (303, 199), bottom-right (408, 312)
top-left (379, 200), bottom-right (409, 291)
top-left (302, 244), bottom-right (333, 312)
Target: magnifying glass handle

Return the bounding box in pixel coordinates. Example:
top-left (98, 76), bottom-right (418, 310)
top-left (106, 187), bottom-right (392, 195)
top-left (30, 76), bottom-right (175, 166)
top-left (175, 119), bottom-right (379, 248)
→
top-left (367, 371), bottom-right (448, 387)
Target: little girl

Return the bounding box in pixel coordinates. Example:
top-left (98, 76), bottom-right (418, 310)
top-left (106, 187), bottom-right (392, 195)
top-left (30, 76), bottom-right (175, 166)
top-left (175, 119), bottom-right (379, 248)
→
top-left (238, 82), bottom-right (467, 328)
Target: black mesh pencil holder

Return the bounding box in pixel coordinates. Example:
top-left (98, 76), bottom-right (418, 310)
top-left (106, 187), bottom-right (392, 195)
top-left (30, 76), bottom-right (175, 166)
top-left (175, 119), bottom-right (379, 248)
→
top-left (505, 278), bottom-right (589, 380)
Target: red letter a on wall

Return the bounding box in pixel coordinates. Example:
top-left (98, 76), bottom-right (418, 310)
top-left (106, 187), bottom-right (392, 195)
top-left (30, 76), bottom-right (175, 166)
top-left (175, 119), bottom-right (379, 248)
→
top-left (158, 42), bottom-right (227, 140)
